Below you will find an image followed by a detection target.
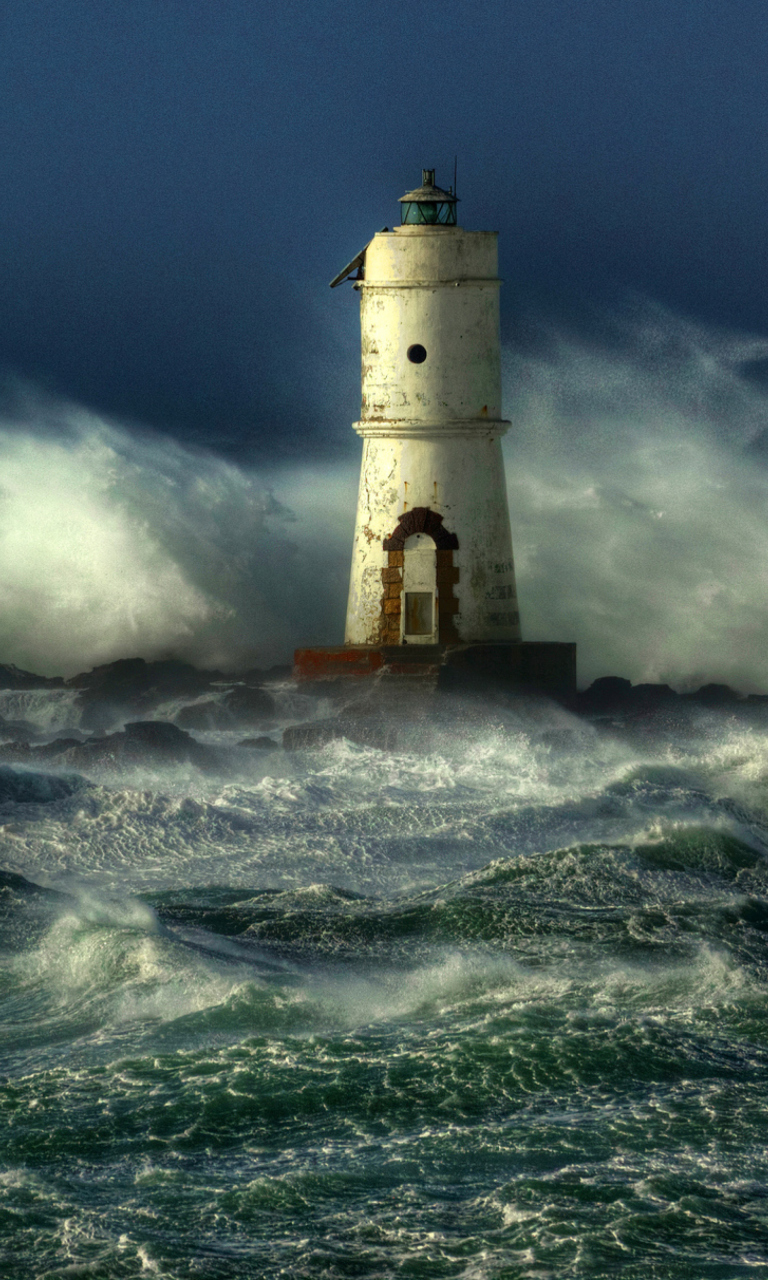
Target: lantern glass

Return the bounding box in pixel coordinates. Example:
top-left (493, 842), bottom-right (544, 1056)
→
top-left (401, 201), bottom-right (456, 226)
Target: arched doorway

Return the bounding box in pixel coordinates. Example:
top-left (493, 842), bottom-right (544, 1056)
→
top-left (380, 507), bottom-right (460, 645)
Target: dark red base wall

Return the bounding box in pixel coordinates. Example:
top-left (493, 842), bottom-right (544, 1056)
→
top-left (294, 643), bottom-right (577, 704)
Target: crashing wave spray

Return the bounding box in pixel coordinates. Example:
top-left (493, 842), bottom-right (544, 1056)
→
top-left (504, 297), bottom-right (768, 690)
top-left (3, 297), bottom-right (768, 687)
top-left (0, 389), bottom-right (356, 676)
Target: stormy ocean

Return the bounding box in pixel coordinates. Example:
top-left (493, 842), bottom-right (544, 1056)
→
top-left (3, 301), bottom-right (768, 1277)
top-left (4, 674), bottom-right (768, 1279)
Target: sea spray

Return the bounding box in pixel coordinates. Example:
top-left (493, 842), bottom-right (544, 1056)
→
top-left (5, 298), bottom-right (768, 687)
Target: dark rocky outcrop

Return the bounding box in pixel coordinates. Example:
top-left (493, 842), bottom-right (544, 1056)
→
top-left (575, 676), bottom-right (768, 726)
top-left (0, 717), bottom-right (40, 743)
top-left (681, 682), bottom-right (741, 708)
top-left (175, 700), bottom-right (233, 731)
top-left (222, 684), bottom-right (277, 725)
top-left (0, 764), bottom-right (89, 803)
top-left (72, 720), bottom-right (218, 769)
top-left (70, 658), bottom-right (226, 730)
top-left (0, 720), bottom-right (217, 772)
top-left (7, 653), bottom-right (768, 765)
top-left (30, 737), bottom-right (85, 759)
top-left (283, 716), bottom-right (397, 752)
top-left (628, 683), bottom-right (679, 710)
top-left (0, 665), bottom-right (65, 690)
top-left (0, 740), bottom-right (33, 762)
top-left (575, 676), bottom-right (633, 715)
top-left (0, 867), bottom-right (70, 897)
top-left (64, 658), bottom-right (279, 731)
top-left (175, 686), bottom-right (277, 731)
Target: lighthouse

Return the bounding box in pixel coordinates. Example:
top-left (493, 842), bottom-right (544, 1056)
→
top-left (342, 169), bottom-right (520, 649)
top-left (295, 169), bottom-right (575, 700)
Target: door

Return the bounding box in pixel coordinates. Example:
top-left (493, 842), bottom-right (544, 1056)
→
top-left (402, 533), bottom-right (437, 644)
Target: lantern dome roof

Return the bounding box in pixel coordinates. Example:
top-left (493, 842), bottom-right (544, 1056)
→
top-left (398, 169), bottom-right (458, 206)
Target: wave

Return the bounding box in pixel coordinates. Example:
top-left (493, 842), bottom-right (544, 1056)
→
top-left (3, 817), bottom-right (768, 1059)
top-left (4, 298), bottom-right (768, 691)
top-left (4, 709), bottom-right (768, 1280)
top-left (0, 688), bottom-right (82, 737)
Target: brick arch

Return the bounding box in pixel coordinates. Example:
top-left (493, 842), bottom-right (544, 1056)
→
top-left (382, 506), bottom-right (459, 551)
top-left (380, 507), bottom-right (460, 644)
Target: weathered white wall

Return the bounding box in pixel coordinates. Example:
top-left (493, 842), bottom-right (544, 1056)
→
top-left (345, 434), bottom-right (519, 643)
top-left (344, 223), bottom-right (521, 646)
top-left (360, 227), bottom-right (502, 425)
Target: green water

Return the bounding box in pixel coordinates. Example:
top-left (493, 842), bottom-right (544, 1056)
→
top-left (3, 707), bottom-right (768, 1277)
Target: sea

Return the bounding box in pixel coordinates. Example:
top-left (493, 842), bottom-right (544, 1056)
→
top-left (3, 678), bottom-right (768, 1279)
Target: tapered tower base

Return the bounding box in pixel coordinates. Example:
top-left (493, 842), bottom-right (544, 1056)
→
top-left (294, 642), bottom-right (577, 705)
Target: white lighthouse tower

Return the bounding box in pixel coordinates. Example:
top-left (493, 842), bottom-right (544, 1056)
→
top-left (295, 169), bottom-right (575, 699)
top-left (340, 170), bottom-right (521, 648)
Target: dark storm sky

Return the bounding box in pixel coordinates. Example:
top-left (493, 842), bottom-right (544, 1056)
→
top-left (1, 0), bottom-right (766, 461)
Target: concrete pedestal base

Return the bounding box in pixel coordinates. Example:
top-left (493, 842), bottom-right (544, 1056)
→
top-left (294, 642), bottom-right (577, 704)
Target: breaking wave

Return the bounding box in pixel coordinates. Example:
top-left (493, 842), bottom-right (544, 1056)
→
top-left (3, 688), bottom-right (768, 1276)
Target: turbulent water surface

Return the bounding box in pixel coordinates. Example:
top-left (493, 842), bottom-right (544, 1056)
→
top-left (3, 682), bottom-right (768, 1278)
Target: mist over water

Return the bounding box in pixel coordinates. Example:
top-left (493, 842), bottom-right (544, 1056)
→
top-left (505, 298), bottom-right (768, 690)
top-left (0, 389), bottom-right (356, 676)
top-left (2, 298), bottom-right (768, 687)
top-left (5, 302), bottom-right (768, 1276)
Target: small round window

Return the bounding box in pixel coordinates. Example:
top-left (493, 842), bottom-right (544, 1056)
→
top-left (407, 344), bottom-right (427, 364)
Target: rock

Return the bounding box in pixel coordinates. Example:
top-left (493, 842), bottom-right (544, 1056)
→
top-left (70, 658), bottom-right (226, 728)
top-left (0, 721), bottom-right (219, 772)
top-left (266, 665), bottom-right (292, 680)
top-left (235, 668), bottom-right (267, 685)
top-left (223, 684), bottom-right (277, 725)
top-left (628, 683), bottom-right (679, 710)
top-left (174, 686), bottom-right (277, 730)
top-left (0, 740), bottom-right (32, 762)
top-left (32, 737), bottom-right (84, 759)
top-left (175, 700), bottom-right (233, 730)
top-left (574, 676), bottom-right (759, 730)
top-left (335, 692), bottom-right (387, 718)
top-left (0, 868), bottom-right (69, 898)
top-left (0, 664), bottom-right (65, 690)
top-left (576, 677), bottom-right (634, 715)
top-left (61, 720), bottom-right (218, 771)
top-left (123, 720), bottom-right (195, 748)
top-left (283, 716), bottom-right (397, 752)
top-left (0, 764), bottom-right (89, 804)
top-left (684, 683), bottom-right (741, 707)
top-left (576, 678), bottom-right (692, 732)
top-left (238, 736), bottom-right (280, 751)
top-left (0, 718), bottom-right (39, 742)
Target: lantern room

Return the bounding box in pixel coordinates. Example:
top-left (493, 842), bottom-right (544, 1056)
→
top-left (399, 169), bottom-right (458, 226)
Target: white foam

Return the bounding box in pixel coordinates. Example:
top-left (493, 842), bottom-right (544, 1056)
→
top-left (0, 687), bottom-right (81, 734)
top-left (4, 299), bottom-right (768, 689)
top-left (0, 392), bottom-right (355, 677)
top-left (504, 298), bottom-right (768, 691)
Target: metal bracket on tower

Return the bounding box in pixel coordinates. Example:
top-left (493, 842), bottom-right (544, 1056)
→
top-left (330, 230), bottom-right (389, 288)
